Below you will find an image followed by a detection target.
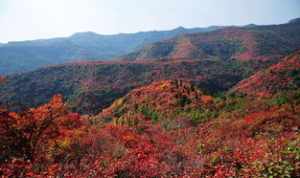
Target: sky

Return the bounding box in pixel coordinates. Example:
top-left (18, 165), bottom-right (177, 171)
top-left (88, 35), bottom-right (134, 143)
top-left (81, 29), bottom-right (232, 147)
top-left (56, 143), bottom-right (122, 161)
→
top-left (0, 0), bottom-right (299, 42)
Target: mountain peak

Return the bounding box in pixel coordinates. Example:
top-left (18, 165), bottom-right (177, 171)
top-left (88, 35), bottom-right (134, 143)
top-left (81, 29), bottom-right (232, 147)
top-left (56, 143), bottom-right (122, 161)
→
top-left (173, 26), bottom-right (186, 31)
top-left (288, 17), bottom-right (300, 24)
top-left (101, 80), bottom-right (211, 118)
top-left (244, 24), bottom-right (257, 27)
top-left (70, 31), bottom-right (100, 38)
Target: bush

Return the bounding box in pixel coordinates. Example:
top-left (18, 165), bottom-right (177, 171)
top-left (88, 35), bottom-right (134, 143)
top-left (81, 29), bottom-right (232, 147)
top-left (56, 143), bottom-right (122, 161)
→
top-left (289, 69), bottom-right (300, 87)
top-left (220, 95), bottom-right (245, 112)
top-left (283, 139), bottom-right (300, 161)
top-left (137, 105), bottom-right (160, 122)
top-left (180, 109), bottom-right (218, 124)
top-left (177, 96), bottom-right (191, 107)
top-left (268, 96), bottom-right (289, 106)
top-left (261, 160), bottom-right (294, 178)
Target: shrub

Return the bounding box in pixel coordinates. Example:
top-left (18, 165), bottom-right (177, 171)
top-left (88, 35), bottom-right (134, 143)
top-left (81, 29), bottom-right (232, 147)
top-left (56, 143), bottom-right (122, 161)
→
top-left (115, 111), bottom-right (140, 127)
top-left (137, 105), bottom-right (160, 122)
top-left (177, 96), bottom-right (191, 107)
top-left (284, 145), bottom-right (300, 161)
top-left (196, 143), bottom-right (205, 154)
top-left (289, 69), bottom-right (300, 87)
top-left (222, 95), bottom-right (245, 112)
top-left (261, 160), bottom-right (294, 178)
top-left (112, 144), bottom-right (127, 159)
top-left (48, 138), bottom-right (71, 162)
top-left (267, 96), bottom-right (289, 106)
top-left (180, 109), bottom-right (218, 124)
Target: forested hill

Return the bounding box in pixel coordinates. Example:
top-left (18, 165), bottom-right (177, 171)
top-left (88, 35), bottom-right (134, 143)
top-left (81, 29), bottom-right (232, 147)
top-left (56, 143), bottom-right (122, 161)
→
top-left (124, 19), bottom-right (300, 62)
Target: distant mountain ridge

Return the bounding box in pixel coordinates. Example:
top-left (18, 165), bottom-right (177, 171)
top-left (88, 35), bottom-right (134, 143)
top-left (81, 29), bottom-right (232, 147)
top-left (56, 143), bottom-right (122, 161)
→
top-left (124, 20), bottom-right (300, 61)
top-left (0, 26), bottom-right (220, 75)
top-left (1, 18), bottom-right (300, 75)
top-left (288, 17), bottom-right (300, 24)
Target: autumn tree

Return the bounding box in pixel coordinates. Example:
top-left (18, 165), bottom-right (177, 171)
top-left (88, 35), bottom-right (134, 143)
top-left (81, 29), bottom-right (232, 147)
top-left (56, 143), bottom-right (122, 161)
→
top-left (0, 94), bottom-right (67, 162)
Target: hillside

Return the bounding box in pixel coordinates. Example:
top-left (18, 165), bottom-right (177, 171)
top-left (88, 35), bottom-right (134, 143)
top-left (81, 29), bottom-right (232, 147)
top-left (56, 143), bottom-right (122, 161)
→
top-left (0, 42), bottom-right (299, 178)
top-left (0, 57), bottom-right (271, 114)
top-left (1, 19), bottom-right (300, 115)
top-left (289, 17), bottom-right (300, 24)
top-left (124, 20), bottom-right (300, 62)
top-left (1, 78), bottom-right (299, 177)
top-left (0, 27), bottom-right (219, 75)
top-left (100, 80), bottom-right (213, 122)
top-left (233, 50), bottom-right (300, 97)
top-left (103, 80), bottom-right (208, 113)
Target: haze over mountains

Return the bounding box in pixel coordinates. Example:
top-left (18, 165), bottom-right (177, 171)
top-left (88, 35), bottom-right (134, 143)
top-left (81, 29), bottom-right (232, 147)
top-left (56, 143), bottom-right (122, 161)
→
top-left (0, 26), bottom-right (220, 75)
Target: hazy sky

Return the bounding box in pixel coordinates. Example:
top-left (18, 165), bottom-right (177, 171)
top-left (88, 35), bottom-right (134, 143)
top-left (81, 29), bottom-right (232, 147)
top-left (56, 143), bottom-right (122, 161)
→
top-left (0, 0), bottom-right (299, 42)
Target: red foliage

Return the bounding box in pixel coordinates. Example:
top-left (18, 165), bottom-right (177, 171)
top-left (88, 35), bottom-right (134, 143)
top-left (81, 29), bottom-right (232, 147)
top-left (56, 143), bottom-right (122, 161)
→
top-left (0, 76), bottom-right (5, 84)
top-left (1, 85), bottom-right (299, 177)
top-left (201, 95), bottom-right (214, 105)
top-left (234, 51), bottom-right (300, 96)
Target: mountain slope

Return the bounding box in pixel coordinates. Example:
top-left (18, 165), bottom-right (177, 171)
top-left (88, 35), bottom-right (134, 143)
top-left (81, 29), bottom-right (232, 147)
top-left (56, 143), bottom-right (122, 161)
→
top-left (1, 74), bottom-right (300, 177)
top-left (0, 58), bottom-right (264, 114)
top-left (233, 50), bottom-right (300, 97)
top-left (0, 27), bottom-right (219, 75)
top-left (101, 80), bottom-right (212, 118)
top-left (124, 20), bottom-right (300, 62)
top-left (1, 19), bottom-right (300, 114)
